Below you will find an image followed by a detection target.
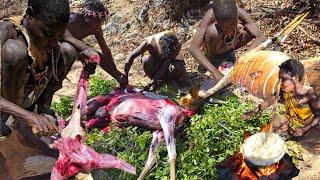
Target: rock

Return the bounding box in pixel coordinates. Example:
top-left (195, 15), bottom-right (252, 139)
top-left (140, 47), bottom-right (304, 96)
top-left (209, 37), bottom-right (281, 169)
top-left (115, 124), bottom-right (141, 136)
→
top-left (106, 22), bottom-right (118, 36)
top-left (111, 15), bottom-right (121, 23)
top-left (138, 4), bottom-right (150, 23)
top-left (114, 53), bottom-right (126, 62)
top-left (181, 15), bottom-right (190, 28)
top-left (119, 22), bottom-right (131, 34)
top-left (162, 19), bottom-right (170, 29)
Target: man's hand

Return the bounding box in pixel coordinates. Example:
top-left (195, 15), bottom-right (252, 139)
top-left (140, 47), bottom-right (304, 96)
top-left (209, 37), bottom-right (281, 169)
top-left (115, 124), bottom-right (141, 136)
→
top-left (210, 72), bottom-right (223, 82)
top-left (241, 112), bottom-right (254, 121)
top-left (293, 127), bottom-right (307, 137)
top-left (80, 49), bottom-right (100, 75)
top-left (143, 80), bottom-right (160, 91)
top-left (26, 112), bottom-right (59, 136)
top-left (119, 75), bottom-right (129, 89)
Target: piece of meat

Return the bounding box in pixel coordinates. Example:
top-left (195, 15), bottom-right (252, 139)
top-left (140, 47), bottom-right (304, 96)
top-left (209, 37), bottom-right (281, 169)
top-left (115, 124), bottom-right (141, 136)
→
top-left (50, 136), bottom-right (136, 180)
top-left (83, 86), bottom-right (195, 180)
top-left (52, 54), bottom-right (135, 179)
top-left (84, 92), bottom-right (192, 130)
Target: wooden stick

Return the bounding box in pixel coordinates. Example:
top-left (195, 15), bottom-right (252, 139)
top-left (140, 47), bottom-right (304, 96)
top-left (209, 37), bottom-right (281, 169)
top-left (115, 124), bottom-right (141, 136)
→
top-left (297, 25), bottom-right (320, 45)
top-left (253, 11), bottom-right (309, 51)
top-left (267, 79), bottom-right (282, 140)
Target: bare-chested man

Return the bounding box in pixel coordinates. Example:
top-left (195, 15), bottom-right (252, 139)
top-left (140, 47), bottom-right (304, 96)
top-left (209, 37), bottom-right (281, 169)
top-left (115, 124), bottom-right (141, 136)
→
top-left (0, 0), bottom-right (100, 178)
top-left (120, 30), bottom-right (186, 91)
top-left (67, 0), bottom-right (123, 81)
top-left (189, 0), bottom-right (267, 83)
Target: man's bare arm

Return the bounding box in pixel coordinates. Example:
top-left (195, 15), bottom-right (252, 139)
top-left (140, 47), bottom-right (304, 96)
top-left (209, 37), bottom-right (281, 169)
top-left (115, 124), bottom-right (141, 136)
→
top-left (0, 96), bottom-right (58, 133)
top-left (123, 41), bottom-right (158, 76)
top-left (123, 41), bottom-right (147, 77)
top-left (301, 89), bottom-right (320, 131)
top-left (62, 30), bottom-right (92, 51)
top-left (120, 41), bottom-right (158, 88)
top-left (94, 29), bottom-right (122, 81)
top-left (238, 8), bottom-right (267, 50)
top-left (189, 9), bottom-right (223, 82)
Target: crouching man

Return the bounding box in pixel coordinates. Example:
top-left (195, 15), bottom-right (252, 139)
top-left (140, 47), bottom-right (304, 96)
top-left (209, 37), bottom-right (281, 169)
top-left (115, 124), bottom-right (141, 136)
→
top-left (0, 0), bottom-right (99, 178)
top-left (120, 30), bottom-right (186, 91)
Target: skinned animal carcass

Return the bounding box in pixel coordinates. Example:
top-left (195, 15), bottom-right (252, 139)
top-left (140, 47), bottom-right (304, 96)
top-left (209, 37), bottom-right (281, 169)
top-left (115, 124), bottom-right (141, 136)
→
top-left (84, 85), bottom-right (195, 180)
top-left (180, 51), bottom-right (320, 110)
top-left (51, 55), bottom-right (136, 180)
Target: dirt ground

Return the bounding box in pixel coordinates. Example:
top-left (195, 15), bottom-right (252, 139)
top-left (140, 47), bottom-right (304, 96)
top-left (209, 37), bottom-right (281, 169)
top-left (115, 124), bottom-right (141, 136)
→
top-left (293, 125), bottom-right (320, 179)
top-left (1, 0), bottom-right (320, 179)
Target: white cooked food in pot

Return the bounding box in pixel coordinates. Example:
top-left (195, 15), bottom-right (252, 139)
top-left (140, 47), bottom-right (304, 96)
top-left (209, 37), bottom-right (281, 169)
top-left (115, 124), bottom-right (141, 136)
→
top-left (243, 132), bottom-right (285, 166)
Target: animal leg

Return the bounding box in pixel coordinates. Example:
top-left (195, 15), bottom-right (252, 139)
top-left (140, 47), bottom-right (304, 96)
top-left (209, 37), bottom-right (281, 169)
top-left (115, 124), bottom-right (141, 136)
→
top-left (159, 106), bottom-right (177, 180)
top-left (138, 130), bottom-right (164, 180)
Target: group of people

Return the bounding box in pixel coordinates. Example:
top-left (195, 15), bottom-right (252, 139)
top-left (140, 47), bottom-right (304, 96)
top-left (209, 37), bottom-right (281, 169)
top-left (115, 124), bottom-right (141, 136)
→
top-left (0, 0), bottom-right (319, 179)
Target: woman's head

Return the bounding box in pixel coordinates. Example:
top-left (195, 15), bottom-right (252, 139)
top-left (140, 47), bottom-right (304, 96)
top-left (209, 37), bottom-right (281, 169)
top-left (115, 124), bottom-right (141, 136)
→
top-left (278, 59), bottom-right (305, 93)
top-left (159, 34), bottom-right (181, 60)
top-left (26, 0), bottom-right (70, 50)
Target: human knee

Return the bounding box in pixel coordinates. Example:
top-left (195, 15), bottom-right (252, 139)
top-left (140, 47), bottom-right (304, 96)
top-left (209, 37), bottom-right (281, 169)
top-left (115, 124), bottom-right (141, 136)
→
top-left (142, 55), bottom-right (155, 77)
top-left (1, 39), bottom-right (28, 68)
top-left (172, 60), bottom-right (186, 77)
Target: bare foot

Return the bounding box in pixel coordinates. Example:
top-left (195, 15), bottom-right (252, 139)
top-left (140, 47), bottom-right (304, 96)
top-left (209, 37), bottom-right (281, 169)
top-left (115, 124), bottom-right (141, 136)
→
top-left (310, 143), bottom-right (320, 151)
top-left (277, 124), bottom-right (289, 132)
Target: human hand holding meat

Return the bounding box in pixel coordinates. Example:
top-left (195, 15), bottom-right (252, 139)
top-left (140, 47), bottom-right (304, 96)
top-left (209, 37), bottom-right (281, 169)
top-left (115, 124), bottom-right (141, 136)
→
top-left (27, 112), bottom-right (59, 136)
top-left (79, 48), bottom-right (100, 75)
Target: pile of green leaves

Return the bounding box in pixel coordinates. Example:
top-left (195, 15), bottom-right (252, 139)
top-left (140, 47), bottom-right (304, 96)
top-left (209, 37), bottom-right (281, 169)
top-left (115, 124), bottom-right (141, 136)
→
top-left (51, 76), bottom-right (271, 179)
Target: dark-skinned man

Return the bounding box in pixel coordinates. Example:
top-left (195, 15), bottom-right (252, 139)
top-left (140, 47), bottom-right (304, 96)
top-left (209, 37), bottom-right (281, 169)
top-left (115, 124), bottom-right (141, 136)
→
top-left (0, 0), bottom-right (101, 178)
top-left (189, 0), bottom-right (267, 83)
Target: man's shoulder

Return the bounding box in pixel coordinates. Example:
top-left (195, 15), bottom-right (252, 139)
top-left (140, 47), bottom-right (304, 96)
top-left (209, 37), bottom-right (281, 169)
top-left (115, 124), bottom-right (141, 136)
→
top-left (1, 20), bottom-right (28, 61)
top-left (0, 21), bottom-right (15, 32)
top-left (0, 20), bottom-right (19, 42)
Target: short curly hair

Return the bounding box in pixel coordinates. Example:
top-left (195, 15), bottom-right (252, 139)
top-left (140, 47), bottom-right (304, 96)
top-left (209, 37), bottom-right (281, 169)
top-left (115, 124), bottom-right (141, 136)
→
top-left (85, 0), bottom-right (108, 14)
top-left (159, 34), bottom-right (181, 59)
top-left (279, 59), bottom-right (305, 81)
top-left (28, 0), bottom-right (70, 25)
top-left (212, 0), bottom-right (238, 21)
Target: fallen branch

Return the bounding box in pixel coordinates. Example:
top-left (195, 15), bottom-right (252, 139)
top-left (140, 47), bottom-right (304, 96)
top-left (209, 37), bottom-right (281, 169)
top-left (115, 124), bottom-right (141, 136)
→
top-left (253, 11), bottom-right (310, 51)
top-left (298, 25), bottom-right (320, 45)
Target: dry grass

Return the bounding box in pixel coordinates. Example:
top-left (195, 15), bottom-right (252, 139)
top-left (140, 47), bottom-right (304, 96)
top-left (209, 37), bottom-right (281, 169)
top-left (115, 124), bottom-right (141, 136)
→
top-left (0, 0), bottom-right (27, 19)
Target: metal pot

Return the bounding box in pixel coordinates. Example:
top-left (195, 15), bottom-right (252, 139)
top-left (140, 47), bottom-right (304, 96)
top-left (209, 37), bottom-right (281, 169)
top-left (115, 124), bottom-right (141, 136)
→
top-left (242, 132), bottom-right (286, 167)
